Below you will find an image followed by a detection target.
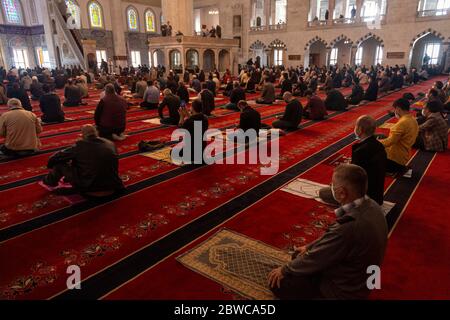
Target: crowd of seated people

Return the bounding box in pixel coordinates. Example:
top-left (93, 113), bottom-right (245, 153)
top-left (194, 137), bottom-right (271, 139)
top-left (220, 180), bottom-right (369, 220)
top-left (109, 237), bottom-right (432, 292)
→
top-left (0, 62), bottom-right (447, 202)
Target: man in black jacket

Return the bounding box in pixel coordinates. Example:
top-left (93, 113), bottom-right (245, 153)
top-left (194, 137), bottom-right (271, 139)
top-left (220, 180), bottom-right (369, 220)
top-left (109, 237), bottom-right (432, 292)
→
top-left (39, 84), bottom-right (65, 123)
top-left (224, 81), bottom-right (246, 111)
top-left (158, 89), bottom-right (181, 125)
top-left (43, 125), bottom-right (124, 197)
top-left (7, 82), bottom-right (32, 111)
top-left (346, 78), bottom-right (364, 106)
top-left (325, 88), bottom-right (348, 111)
top-left (272, 92), bottom-right (302, 130)
top-left (237, 100), bottom-right (261, 134)
top-left (319, 115), bottom-right (387, 205)
top-left (199, 84), bottom-right (215, 116)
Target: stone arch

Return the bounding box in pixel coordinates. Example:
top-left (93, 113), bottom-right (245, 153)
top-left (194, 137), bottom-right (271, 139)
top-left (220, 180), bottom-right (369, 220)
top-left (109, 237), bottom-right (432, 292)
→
top-left (355, 33), bottom-right (384, 48)
top-left (249, 40), bottom-right (266, 51)
top-left (410, 29), bottom-right (445, 47)
top-left (329, 35), bottom-right (353, 48)
top-left (304, 37), bottom-right (328, 51)
top-left (269, 39), bottom-right (287, 50)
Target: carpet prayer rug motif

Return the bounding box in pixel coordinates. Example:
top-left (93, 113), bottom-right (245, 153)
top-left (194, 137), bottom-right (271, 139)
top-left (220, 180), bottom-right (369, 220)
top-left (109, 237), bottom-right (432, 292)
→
top-left (177, 229), bottom-right (291, 300)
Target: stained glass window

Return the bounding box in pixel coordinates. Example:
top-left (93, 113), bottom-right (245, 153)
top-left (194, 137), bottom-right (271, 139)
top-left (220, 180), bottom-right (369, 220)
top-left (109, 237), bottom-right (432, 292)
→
top-left (89, 1), bottom-right (103, 28)
top-left (2, 0), bottom-right (23, 24)
top-left (145, 10), bottom-right (155, 32)
top-left (127, 7), bottom-right (138, 31)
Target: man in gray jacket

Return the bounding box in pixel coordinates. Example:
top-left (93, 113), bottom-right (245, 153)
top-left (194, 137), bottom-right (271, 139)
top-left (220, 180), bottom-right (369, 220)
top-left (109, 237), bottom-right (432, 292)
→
top-left (268, 164), bottom-right (388, 299)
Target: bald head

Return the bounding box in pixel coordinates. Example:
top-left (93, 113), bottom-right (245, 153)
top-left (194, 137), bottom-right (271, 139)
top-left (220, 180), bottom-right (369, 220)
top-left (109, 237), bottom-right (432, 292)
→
top-left (283, 91), bottom-right (293, 102)
top-left (81, 125), bottom-right (98, 139)
top-left (332, 164), bottom-right (368, 201)
top-left (355, 115), bottom-right (376, 138)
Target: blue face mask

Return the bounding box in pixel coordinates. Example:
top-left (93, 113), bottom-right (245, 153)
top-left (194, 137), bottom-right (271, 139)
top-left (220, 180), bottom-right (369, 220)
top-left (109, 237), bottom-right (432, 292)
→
top-left (354, 129), bottom-right (361, 140)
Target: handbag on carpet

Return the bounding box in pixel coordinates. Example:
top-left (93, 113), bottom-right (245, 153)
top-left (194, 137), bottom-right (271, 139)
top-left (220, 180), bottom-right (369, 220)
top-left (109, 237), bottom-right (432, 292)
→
top-left (138, 140), bottom-right (165, 152)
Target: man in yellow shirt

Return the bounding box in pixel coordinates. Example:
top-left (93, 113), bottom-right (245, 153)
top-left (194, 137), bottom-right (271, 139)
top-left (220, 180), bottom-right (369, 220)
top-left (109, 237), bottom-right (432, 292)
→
top-left (379, 98), bottom-right (419, 176)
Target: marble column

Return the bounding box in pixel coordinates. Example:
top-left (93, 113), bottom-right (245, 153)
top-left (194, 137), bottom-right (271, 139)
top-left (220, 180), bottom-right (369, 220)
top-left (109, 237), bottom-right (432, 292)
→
top-left (110, 1), bottom-right (128, 67)
top-left (350, 46), bottom-right (358, 66)
top-left (38, 0), bottom-right (58, 68)
top-left (214, 49), bottom-right (220, 71)
top-left (355, 0), bottom-right (363, 22)
top-left (328, 0), bottom-right (336, 25)
top-left (325, 47), bottom-right (332, 66)
top-left (161, 0), bottom-right (194, 36)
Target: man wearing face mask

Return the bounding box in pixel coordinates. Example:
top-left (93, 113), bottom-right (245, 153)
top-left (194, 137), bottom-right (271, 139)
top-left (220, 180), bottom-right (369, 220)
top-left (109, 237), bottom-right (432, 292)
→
top-left (319, 116), bottom-right (387, 205)
top-left (268, 164), bottom-right (388, 299)
top-left (379, 98), bottom-right (419, 176)
top-left (415, 101), bottom-right (448, 152)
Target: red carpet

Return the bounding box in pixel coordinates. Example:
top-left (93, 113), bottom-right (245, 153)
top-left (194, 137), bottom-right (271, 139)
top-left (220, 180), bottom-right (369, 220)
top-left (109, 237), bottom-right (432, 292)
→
top-left (0, 78), bottom-right (443, 300)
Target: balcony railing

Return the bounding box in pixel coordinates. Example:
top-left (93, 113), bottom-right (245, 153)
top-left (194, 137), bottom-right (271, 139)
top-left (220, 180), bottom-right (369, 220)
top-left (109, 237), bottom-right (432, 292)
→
top-left (250, 23), bottom-right (286, 32)
top-left (307, 14), bottom-right (385, 28)
top-left (417, 9), bottom-right (449, 17)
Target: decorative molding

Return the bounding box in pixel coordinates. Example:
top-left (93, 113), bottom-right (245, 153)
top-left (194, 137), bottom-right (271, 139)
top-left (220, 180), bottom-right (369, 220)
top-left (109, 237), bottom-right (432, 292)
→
top-left (329, 34), bottom-right (353, 47)
top-left (304, 36), bottom-right (327, 51)
top-left (355, 32), bottom-right (384, 47)
top-left (0, 24), bottom-right (44, 35)
top-left (410, 29), bottom-right (445, 47)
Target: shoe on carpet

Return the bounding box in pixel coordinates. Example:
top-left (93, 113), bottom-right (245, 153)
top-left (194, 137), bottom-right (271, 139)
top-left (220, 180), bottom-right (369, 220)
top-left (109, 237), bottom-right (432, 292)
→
top-left (112, 133), bottom-right (128, 141)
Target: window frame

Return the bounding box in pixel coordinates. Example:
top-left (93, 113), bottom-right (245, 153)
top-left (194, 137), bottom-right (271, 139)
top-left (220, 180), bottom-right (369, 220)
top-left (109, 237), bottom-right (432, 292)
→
top-left (145, 8), bottom-right (157, 33)
top-left (126, 6), bottom-right (139, 32)
top-left (87, 0), bottom-right (104, 29)
top-left (1, 0), bottom-right (25, 25)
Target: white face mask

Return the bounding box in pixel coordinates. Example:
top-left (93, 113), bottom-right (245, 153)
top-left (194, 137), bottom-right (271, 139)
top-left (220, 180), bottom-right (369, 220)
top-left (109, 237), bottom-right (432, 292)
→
top-left (354, 129), bottom-right (361, 140)
top-left (422, 109), bottom-right (427, 117)
top-left (394, 110), bottom-right (400, 119)
top-left (331, 183), bottom-right (338, 201)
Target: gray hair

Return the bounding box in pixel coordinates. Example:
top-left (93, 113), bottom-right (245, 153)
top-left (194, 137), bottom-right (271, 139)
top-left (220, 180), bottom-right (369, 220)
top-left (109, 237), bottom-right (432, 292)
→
top-left (7, 98), bottom-right (22, 109)
top-left (356, 115), bottom-right (376, 137)
top-left (333, 164), bottom-right (368, 198)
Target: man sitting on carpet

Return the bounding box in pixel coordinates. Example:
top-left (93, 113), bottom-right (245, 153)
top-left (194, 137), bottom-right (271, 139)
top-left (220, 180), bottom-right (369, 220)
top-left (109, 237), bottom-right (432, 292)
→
top-left (176, 99), bottom-right (209, 164)
top-left (415, 101), bottom-right (448, 152)
top-left (324, 88), bottom-right (348, 111)
top-left (43, 125), bottom-right (124, 198)
top-left (303, 90), bottom-right (328, 121)
top-left (94, 84), bottom-right (128, 141)
top-left (256, 78), bottom-right (276, 105)
top-left (272, 92), bottom-right (303, 131)
top-left (268, 164), bottom-right (388, 300)
top-left (0, 98), bottom-right (42, 157)
top-left (224, 81), bottom-right (246, 111)
top-left (158, 88), bottom-right (181, 125)
top-left (319, 116), bottom-right (387, 206)
top-left (237, 100), bottom-right (261, 134)
top-left (40, 84), bottom-right (65, 123)
top-left (379, 98), bottom-right (419, 176)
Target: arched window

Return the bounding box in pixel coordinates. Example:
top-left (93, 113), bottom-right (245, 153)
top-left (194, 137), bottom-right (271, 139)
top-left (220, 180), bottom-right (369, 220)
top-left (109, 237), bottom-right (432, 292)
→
top-left (1, 0), bottom-right (24, 24)
top-left (66, 0), bottom-right (80, 27)
top-left (127, 6), bottom-right (138, 31)
top-left (145, 9), bottom-right (156, 32)
top-left (88, 1), bottom-right (103, 28)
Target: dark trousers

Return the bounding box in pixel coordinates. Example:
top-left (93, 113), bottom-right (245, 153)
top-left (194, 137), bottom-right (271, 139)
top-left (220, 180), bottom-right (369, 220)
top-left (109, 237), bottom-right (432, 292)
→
top-left (256, 98), bottom-right (273, 105)
top-left (271, 273), bottom-right (323, 300)
top-left (272, 119), bottom-right (298, 130)
top-left (0, 144), bottom-right (35, 157)
top-left (224, 103), bottom-right (239, 111)
top-left (97, 126), bottom-right (125, 140)
top-left (44, 163), bottom-right (74, 187)
top-left (140, 101), bottom-right (159, 110)
top-left (63, 100), bottom-right (81, 107)
top-left (386, 159), bottom-right (406, 174)
top-left (160, 117), bottom-right (179, 126)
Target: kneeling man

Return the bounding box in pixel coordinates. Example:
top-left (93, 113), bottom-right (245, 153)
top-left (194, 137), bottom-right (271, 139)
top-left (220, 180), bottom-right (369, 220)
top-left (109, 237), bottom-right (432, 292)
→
top-left (43, 125), bottom-right (125, 198)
